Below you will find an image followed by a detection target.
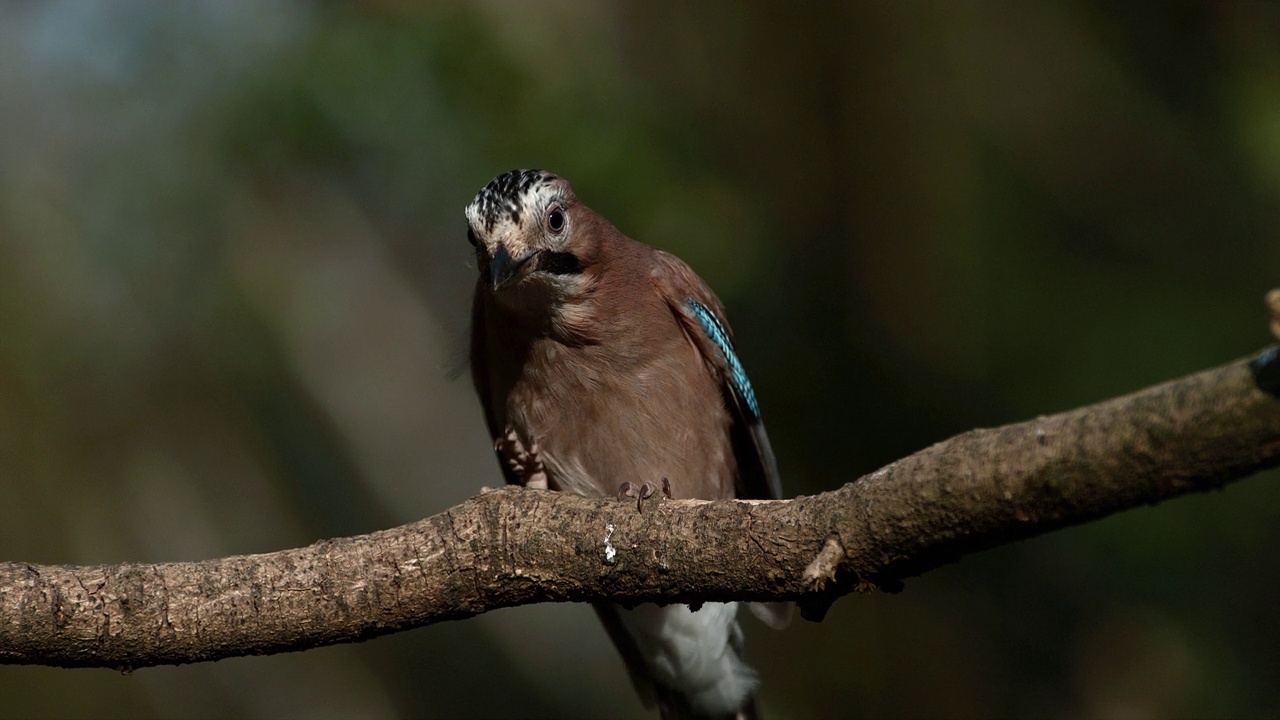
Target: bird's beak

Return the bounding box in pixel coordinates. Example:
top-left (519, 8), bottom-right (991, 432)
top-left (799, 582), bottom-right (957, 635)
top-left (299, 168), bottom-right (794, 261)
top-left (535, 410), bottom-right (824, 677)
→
top-left (488, 243), bottom-right (537, 290)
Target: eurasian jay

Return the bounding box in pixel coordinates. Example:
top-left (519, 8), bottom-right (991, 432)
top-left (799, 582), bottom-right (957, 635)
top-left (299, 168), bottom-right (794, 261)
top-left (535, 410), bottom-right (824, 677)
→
top-left (466, 169), bottom-right (789, 720)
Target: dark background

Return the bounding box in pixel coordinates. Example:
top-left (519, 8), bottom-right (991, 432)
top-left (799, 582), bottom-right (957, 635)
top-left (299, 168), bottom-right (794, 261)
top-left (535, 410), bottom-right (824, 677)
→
top-left (1, 2), bottom-right (1278, 717)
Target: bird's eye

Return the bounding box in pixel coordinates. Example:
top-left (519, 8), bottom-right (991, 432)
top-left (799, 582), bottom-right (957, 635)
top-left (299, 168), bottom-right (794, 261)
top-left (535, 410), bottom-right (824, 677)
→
top-left (547, 207), bottom-right (565, 235)
top-left (466, 227), bottom-right (479, 247)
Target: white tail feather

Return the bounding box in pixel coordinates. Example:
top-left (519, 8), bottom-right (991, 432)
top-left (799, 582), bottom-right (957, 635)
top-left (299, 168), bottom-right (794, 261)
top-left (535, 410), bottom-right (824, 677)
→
top-left (617, 602), bottom-right (757, 717)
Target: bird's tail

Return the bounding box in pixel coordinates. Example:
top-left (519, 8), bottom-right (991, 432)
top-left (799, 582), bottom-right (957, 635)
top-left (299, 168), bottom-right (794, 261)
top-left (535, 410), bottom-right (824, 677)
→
top-left (595, 602), bottom-right (762, 719)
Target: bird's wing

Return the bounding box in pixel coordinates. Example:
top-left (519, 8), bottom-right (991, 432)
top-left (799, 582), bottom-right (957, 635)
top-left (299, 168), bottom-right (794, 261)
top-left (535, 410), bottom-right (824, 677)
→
top-left (469, 283), bottom-right (521, 487)
top-left (649, 250), bottom-right (782, 502)
top-left (651, 250), bottom-right (792, 630)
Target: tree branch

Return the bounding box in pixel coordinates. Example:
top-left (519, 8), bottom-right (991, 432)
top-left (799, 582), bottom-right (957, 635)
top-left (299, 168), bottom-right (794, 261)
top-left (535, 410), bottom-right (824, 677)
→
top-left (2, 345), bottom-right (1279, 670)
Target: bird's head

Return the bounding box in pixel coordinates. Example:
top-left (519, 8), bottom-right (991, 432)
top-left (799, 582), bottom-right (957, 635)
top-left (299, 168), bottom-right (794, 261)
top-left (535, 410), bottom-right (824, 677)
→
top-left (465, 169), bottom-right (593, 312)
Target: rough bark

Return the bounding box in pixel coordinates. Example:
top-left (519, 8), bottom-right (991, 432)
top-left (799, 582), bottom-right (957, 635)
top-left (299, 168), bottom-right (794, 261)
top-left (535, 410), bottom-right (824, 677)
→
top-left (1, 346), bottom-right (1278, 670)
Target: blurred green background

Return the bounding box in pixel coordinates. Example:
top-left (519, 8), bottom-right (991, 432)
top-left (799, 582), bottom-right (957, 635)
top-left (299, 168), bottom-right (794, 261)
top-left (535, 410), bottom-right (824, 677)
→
top-left (1, 1), bottom-right (1278, 718)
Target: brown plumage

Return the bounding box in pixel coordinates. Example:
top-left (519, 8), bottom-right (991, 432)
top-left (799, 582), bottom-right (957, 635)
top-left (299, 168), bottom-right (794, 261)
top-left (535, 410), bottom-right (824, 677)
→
top-left (467, 170), bottom-right (788, 719)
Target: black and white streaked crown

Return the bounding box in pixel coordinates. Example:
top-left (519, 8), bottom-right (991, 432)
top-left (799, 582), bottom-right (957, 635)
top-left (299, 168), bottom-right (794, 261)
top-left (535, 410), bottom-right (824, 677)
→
top-left (466, 169), bottom-right (561, 234)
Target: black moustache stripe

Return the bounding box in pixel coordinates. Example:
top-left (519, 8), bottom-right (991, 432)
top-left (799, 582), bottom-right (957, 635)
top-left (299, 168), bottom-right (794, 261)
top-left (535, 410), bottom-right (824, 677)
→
top-left (538, 251), bottom-right (582, 276)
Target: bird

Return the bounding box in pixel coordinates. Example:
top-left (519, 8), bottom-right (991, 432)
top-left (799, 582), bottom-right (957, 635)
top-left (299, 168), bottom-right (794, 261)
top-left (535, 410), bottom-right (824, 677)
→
top-left (465, 169), bottom-right (789, 720)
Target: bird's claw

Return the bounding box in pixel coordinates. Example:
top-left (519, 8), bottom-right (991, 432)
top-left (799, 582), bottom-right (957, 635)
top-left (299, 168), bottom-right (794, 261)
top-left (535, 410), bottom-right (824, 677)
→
top-left (617, 481), bottom-right (640, 509)
top-left (617, 477), bottom-right (671, 512)
top-left (494, 428), bottom-right (549, 490)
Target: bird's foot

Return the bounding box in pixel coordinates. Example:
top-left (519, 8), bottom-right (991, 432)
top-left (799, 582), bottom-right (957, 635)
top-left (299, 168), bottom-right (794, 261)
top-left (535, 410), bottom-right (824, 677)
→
top-left (494, 428), bottom-right (549, 490)
top-left (616, 477), bottom-right (671, 512)
top-left (616, 481), bottom-right (651, 512)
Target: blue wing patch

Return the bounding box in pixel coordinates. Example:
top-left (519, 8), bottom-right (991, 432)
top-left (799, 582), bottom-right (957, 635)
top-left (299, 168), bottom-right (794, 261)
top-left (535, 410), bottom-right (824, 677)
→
top-left (686, 300), bottom-right (761, 421)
